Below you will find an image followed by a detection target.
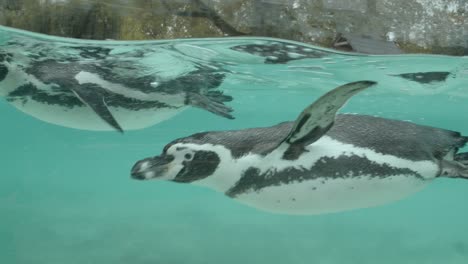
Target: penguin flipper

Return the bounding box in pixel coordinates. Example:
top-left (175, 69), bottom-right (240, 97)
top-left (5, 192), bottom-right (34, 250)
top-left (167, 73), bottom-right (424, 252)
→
top-left (69, 84), bottom-right (124, 133)
top-left (187, 92), bottom-right (234, 119)
top-left (281, 81), bottom-right (377, 160)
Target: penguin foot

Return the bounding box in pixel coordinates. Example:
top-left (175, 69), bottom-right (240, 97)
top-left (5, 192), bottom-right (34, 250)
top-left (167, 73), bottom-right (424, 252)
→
top-left (187, 92), bottom-right (234, 119)
top-left (455, 152), bottom-right (468, 166)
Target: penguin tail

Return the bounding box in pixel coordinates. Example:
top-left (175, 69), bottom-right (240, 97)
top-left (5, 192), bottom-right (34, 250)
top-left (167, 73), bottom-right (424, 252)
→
top-left (186, 91), bottom-right (234, 120)
top-left (454, 135), bottom-right (468, 166)
top-left (455, 152), bottom-right (468, 167)
top-left (462, 170), bottom-right (468, 179)
top-left (458, 162), bottom-right (468, 179)
top-left (438, 151), bottom-right (468, 179)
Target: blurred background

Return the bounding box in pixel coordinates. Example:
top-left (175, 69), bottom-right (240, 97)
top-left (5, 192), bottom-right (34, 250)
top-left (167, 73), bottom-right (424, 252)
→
top-left (0, 0), bottom-right (467, 55)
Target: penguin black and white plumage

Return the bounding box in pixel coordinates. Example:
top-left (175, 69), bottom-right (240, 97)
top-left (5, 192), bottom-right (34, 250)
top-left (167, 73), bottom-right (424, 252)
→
top-left (0, 36), bottom-right (233, 132)
top-left (231, 42), bottom-right (328, 64)
top-left (131, 81), bottom-right (468, 215)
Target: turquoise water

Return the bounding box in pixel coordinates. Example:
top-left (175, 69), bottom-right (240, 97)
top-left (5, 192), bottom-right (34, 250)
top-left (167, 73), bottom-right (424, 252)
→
top-left (1, 26), bottom-right (468, 264)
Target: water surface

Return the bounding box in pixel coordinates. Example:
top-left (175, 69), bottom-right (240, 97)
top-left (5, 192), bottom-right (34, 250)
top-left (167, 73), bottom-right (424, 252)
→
top-left (1, 26), bottom-right (468, 264)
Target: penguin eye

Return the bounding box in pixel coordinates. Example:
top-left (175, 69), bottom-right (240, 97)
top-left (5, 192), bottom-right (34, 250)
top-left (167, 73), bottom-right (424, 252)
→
top-left (184, 153), bottom-right (192, 160)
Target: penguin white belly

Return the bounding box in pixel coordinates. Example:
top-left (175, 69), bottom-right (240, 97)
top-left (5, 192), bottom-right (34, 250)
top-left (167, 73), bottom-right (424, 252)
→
top-left (2, 65), bottom-right (188, 131)
top-left (234, 175), bottom-right (433, 215)
top-left (7, 98), bottom-right (186, 131)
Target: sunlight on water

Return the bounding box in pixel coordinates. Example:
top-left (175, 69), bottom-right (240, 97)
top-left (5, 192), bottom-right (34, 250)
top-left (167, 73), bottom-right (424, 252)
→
top-left (1, 26), bottom-right (468, 264)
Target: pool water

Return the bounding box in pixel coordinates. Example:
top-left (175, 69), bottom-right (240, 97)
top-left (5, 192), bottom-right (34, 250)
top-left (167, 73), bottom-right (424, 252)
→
top-left (1, 26), bottom-right (468, 264)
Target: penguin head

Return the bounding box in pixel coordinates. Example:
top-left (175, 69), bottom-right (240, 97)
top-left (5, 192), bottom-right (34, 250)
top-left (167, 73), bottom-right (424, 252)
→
top-left (131, 142), bottom-right (221, 183)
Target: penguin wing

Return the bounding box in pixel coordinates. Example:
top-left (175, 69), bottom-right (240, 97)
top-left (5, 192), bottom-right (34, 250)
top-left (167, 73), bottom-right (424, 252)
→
top-left (280, 80), bottom-right (377, 160)
top-left (68, 82), bottom-right (124, 133)
top-left (20, 59), bottom-right (124, 132)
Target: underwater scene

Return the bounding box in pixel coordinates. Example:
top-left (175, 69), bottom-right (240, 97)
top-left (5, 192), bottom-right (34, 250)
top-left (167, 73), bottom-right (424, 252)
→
top-left (1, 25), bottom-right (468, 264)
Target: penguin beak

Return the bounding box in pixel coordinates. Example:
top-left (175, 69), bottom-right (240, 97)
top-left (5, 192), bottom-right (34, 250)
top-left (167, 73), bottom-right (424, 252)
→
top-left (131, 155), bottom-right (175, 180)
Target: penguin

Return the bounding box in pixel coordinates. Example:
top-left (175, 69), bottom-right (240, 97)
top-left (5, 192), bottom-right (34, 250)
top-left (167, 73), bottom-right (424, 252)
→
top-left (393, 71), bottom-right (451, 84)
top-left (130, 81), bottom-right (468, 215)
top-left (231, 42), bottom-right (328, 64)
top-left (0, 39), bottom-right (233, 132)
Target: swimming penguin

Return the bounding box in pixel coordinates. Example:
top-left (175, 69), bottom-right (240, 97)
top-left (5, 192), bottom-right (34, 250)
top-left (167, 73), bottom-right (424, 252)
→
top-left (130, 81), bottom-right (468, 215)
top-left (0, 43), bottom-right (233, 132)
top-left (231, 42), bottom-right (327, 64)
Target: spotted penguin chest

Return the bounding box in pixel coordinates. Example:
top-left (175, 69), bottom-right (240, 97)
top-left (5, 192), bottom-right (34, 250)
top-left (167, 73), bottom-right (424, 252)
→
top-left (1, 66), bottom-right (187, 131)
top-left (223, 137), bottom-right (440, 215)
top-left (7, 97), bottom-right (185, 131)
